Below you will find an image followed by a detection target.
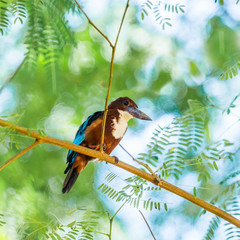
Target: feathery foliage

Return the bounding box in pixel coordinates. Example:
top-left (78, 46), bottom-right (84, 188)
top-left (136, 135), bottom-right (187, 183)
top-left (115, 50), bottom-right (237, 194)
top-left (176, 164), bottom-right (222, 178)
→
top-left (98, 173), bottom-right (167, 212)
top-left (44, 208), bottom-right (102, 240)
top-left (0, 113), bottom-right (29, 150)
top-left (98, 102), bottom-right (206, 214)
top-left (140, 0), bottom-right (185, 29)
top-left (137, 100), bottom-right (234, 186)
top-left (0, 0), bottom-right (11, 35)
top-left (0, 213), bottom-right (6, 227)
top-left (204, 216), bottom-right (221, 240)
top-left (1, 0), bottom-right (76, 91)
top-left (202, 171), bottom-right (240, 239)
top-left (2, 208), bottom-right (104, 240)
top-left (24, 0), bottom-right (76, 91)
top-left (138, 100), bottom-right (206, 180)
top-left (12, 0), bottom-right (27, 24)
top-left (98, 99), bottom-right (236, 229)
top-left (224, 197), bottom-right (240, 240)
top-left (1, 0), bottom-right (240, 239)
top-left (0, 0), bottom-right (27, 35)
top-left (220, 57), bottom-right (240, 80)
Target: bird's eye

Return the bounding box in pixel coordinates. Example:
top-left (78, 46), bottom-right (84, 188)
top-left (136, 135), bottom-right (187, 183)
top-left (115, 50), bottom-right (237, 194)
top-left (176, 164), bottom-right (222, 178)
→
top-left (123, 100), bottom-right (129, 106)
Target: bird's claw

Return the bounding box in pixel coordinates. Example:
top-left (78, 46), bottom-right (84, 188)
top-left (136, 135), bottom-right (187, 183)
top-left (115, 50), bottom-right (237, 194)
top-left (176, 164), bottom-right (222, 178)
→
top-left (103, 143), bottom-right (107, 151)
top-left (113, 156), bottom-right (119, 164)
top-left (89, 143), bottom-right (107, 151)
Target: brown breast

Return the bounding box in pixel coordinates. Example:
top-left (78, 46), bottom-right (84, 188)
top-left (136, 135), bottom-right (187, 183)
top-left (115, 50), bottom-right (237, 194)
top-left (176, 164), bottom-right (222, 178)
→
top-left (83, 109), bottom-right (123, 154)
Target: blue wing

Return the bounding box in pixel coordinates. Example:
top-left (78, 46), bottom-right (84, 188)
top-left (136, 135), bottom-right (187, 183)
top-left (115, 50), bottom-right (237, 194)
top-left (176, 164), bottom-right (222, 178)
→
top-left (64, 111), bottom-right (104, 174)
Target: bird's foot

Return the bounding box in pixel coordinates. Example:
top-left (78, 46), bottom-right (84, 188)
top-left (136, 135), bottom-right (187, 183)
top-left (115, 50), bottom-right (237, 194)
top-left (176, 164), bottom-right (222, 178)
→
top-left (89, 143), bottom-right (107, 151)
top-left (113, 156), bottom-right (119, 164)
top-left (103, 143), bottom-right (107, 151)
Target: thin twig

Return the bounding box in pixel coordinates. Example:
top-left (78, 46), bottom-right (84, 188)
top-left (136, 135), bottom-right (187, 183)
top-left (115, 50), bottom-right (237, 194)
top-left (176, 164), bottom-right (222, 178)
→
top-left (139, 210), bottom-right (156, 240)
top-left (1, 118), bottom-right (240, 228)
top-left (113, 0), bottom-right (130, 47)
top-left (100, 47), bottom-right (114, 152)
top-left (100, 0), bottom-right (130, 152)
top-left (0, 57), bottom-right (26, 94)
top-left (109, 198), bottom-right (129, 240)
top-left (119, 144), bottom-right (155, 174)
top-left (73, 0), bottom-right (113, 48)
top-left (0, 139), bottom-right (41, 171)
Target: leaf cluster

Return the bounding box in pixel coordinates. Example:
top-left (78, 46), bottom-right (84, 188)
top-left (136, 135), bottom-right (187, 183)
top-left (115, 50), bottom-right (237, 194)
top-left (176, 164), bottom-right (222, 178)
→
top-left (1, 0), bottom-right (77, 91)
top-left (98, 172), bottom-right (168, 213)
top-left (97, 99), bottom-right (238, 240)
top-left (16, 208), bottom-right (103, 240)
top-left (0, 0), bottom-right (27, 35)
top-left (140, 0), bottom-right (185, 30)
top-left (220, 57), bottom-right (240, 80)
top-left (203, 171), bottom-right (240, 239)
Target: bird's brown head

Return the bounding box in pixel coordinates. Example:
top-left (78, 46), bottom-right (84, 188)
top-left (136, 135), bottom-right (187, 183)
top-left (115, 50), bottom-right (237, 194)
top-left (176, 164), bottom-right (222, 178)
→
top-left (108, 97), bottom-right (152, 121)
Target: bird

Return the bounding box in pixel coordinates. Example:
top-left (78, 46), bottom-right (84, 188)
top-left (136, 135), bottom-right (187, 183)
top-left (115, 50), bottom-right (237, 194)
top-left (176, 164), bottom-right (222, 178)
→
top-left (62, 97), bottom-right (152, 194)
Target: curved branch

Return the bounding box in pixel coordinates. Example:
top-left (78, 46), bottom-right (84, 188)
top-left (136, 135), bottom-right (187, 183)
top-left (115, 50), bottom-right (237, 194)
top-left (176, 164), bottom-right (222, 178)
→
top-left (0, 118), bottom-right (240, 228)
top-left (73, 0), bottom-right (113, 48)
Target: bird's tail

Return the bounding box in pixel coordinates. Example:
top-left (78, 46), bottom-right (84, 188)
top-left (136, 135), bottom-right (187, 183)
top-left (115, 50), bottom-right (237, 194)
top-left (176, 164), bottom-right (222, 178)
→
top-left (62, 156), bottom-right (88, 194)
top-left (62, 167), bottom-right (79, 194)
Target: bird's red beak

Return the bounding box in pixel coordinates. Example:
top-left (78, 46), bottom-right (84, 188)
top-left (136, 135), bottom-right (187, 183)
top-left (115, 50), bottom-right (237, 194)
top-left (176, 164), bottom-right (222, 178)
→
top-left (127, 106), bottom-right (152, 121)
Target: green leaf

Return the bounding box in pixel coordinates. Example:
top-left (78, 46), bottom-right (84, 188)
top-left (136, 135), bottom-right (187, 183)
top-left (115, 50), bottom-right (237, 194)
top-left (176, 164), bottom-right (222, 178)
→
top-left (220, 73), bottom-right (225, 80)
top-left (189, 60), bottom-right (201, 77)
top-left (219, 0), bottom-right (224, 5)
top-left (143, 9), bottom-right (148, 16)
top-left (193, 187), bottom-right (197, 198)
top-left (213, 161), bottom-right (218, 171)
top-left (164, 203), bottom-right (168, 211)
top-left (179, 6), bottom-right (185, 13)
top-left (67, 221), bottom-right (76, 228)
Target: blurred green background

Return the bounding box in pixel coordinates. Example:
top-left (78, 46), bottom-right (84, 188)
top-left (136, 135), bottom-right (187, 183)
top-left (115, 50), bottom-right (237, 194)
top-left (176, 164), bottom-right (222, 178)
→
top-left (1, 0), bottom-right (240, 239)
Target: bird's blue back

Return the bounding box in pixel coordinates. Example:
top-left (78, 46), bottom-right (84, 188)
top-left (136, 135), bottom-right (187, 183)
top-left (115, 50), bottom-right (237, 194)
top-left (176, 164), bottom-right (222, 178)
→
top-left (65, 111), bottom-right (103, 173)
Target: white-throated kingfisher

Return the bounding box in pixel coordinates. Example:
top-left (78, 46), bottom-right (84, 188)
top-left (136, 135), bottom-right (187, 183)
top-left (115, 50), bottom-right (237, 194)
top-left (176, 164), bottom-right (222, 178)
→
top-left (62, 97), bottom-right (151, 193)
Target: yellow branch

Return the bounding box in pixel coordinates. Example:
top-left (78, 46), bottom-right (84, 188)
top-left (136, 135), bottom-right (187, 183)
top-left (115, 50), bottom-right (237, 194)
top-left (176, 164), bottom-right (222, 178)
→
top-left (0, 140), bottom-right (41, 171)
top-left (0, 118), bottom-right (240, 228)
top-left (100, 0), bottom-right (130, 152)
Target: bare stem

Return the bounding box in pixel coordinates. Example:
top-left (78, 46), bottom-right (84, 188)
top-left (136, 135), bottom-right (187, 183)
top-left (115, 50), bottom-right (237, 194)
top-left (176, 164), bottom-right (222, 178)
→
top-left (109, 200), bottom-right (128, 240)
top-left (0, 57), bottom-right (26, 94)
top-left (114, 0), bottom-right (130, 47)
top-left (119, 144), bottom-right (155, 174)
top-left (100, 0), bottom-right (130, 152)
top-left (73, 0), bottom-right (113, 48)
top-left (0, 139), bottom-right (41, 171)
top-left (108, 218), bottom-right (113, 240)
top-left (0, 118), bottom-right (240, 228)
top-left (100, 47), bottom-right (115, 152)
top-left (139, 210), bottom-right (156, 240)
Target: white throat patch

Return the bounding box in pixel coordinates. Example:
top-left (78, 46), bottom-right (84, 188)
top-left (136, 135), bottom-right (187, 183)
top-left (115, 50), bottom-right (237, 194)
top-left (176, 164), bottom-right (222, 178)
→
top-left (111, 110), bottom-right (133, 139)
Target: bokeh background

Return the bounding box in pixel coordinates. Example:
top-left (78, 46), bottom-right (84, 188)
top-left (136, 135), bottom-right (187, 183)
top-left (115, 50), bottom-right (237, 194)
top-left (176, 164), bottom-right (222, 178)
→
top-left (1, 0), bottom-right (240, 239)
